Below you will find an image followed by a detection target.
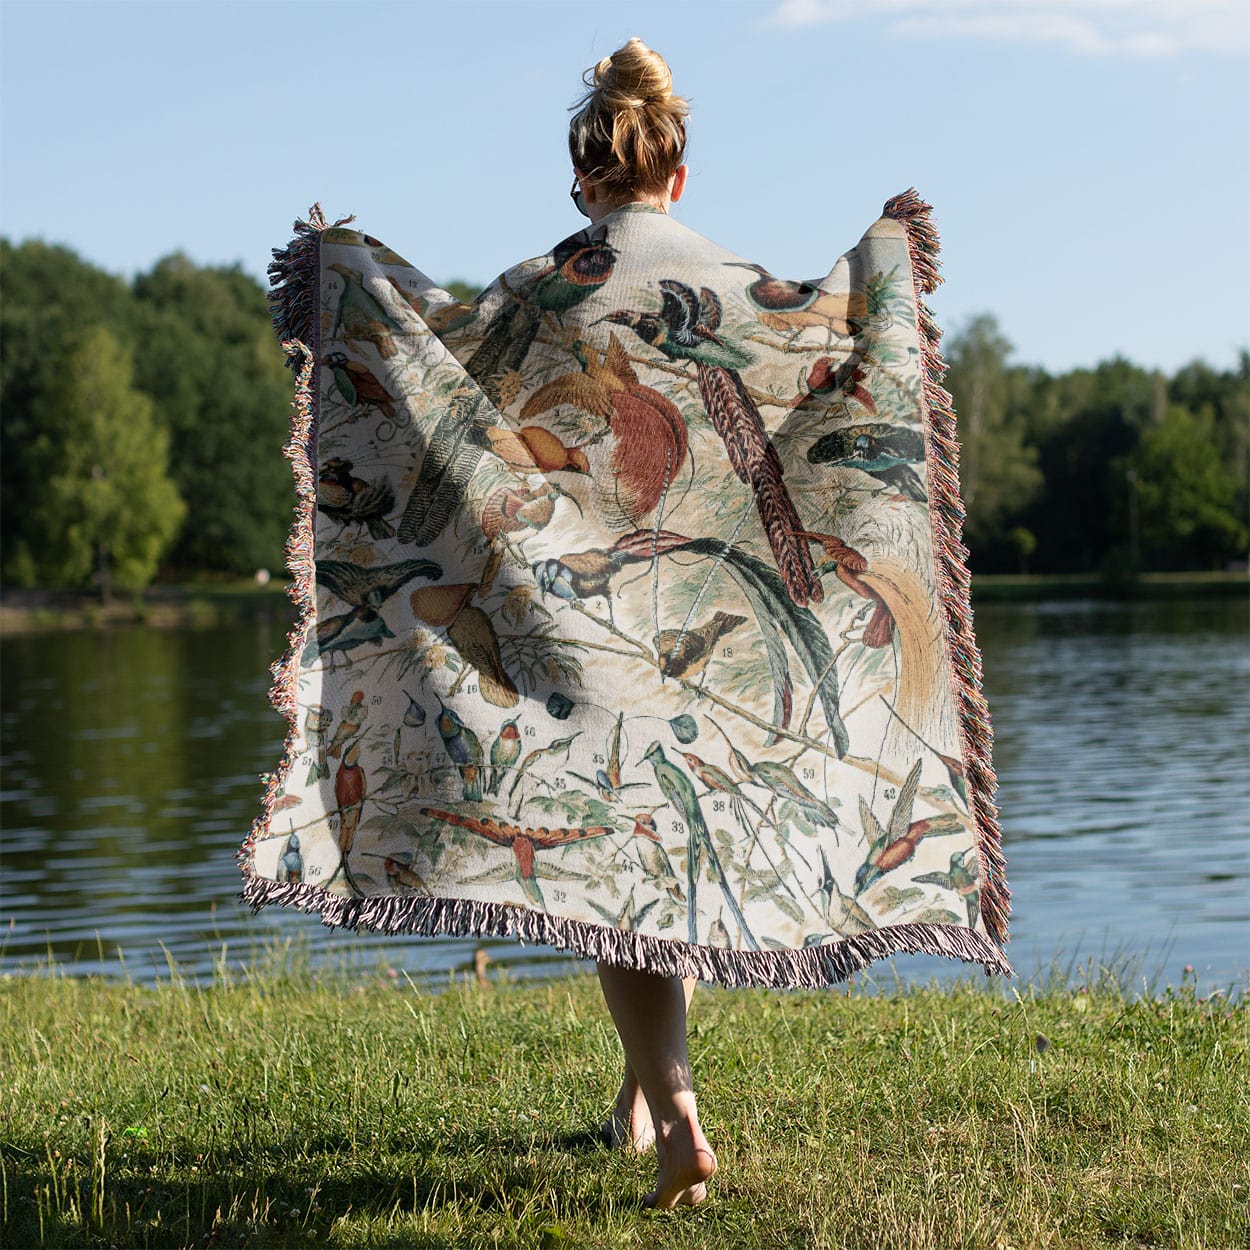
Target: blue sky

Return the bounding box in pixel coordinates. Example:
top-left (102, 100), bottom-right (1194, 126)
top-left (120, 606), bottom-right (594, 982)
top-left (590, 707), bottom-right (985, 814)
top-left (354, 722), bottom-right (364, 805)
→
top-left (2, 0), bottom-right (1247, 374)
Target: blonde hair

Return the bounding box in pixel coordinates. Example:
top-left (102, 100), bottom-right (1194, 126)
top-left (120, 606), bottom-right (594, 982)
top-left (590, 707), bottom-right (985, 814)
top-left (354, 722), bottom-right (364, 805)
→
top-left (568, 38), bottom-right (688, 197)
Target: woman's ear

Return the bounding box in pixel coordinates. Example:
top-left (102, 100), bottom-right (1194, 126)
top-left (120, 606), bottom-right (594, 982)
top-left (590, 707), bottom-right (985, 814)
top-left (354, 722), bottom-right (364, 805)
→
top-left (669, 164), bottom-right (688, 203)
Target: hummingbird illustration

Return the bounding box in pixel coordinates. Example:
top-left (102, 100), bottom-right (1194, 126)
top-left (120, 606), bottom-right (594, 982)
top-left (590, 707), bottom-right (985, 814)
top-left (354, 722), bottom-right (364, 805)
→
top-left (853, 760), bottom-right (965, 893)
top-left (434, 702), bottom-right (484, 802)
top-left (303, 704), bottom-right (332, 783)
top-left (914, 849), bottom-right (980, 928)
top-left (606, 279), bottom-right (822, 606)
top-left (278, 831), bottom-right (303, 883)
top-left (807, 422), bottom-right (927, 502)
top-left (507, 733), bottom-right (582, 813)
top-left (327, 690), bottom-right (368, 759)
top-left (642, 742), bottom-right (757, 950)
top-left (328, 263), bottom-right (408, 358)
top-left (817, 847), bottom-right (874, 934)
top-left (569, 713), bottom-right (646, 802)
top-left (323, 351), bottom-right (397, 420)
top-left (487, 718), bottom-right (522, 795)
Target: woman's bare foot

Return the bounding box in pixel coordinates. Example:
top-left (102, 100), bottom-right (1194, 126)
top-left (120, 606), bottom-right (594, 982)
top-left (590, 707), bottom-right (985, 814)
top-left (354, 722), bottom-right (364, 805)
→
top-left (602, 1075), bottom-right (655, 1150)
top-left (644, 1117), bottom-right (717, 1209)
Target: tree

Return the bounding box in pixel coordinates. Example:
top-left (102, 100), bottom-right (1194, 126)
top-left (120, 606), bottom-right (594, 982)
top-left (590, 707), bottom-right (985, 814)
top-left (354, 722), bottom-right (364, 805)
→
top-left (131, 255), bottom-right (294, 574)
top-left (24, 327), bottom-right (185, 596)
top-left (943, 315), bottom-right (1042, 562)
top-left (1130, 404), bottom-right (1247, 570)
top-left (1, 239), bottom-right (139, 581)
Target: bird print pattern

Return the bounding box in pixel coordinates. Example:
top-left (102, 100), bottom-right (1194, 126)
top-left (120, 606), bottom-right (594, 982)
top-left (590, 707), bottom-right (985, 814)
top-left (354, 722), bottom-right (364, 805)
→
top-left (244, 201), bottom-right (1007, 973)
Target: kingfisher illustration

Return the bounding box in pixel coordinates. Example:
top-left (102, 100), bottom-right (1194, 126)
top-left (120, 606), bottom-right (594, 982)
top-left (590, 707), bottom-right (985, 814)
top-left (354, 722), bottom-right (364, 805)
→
top-left (807, 422), bottom-right (928, 502)
top-left (328, 263), bottom-right (408, 359)
top-left (323, 351), bottom-right (397, 421)
top-left (434, 701), bottom-right (484, 801)
top-left (317, 458), bottom-right (396, 540)
top-left (327, 690), bottom-right (367, 758)
top-left (727, 264), bottom-right (866, 341)
top-left (853, 760), bottom-right (965, 893)
top-left (487, 719), bottom-right (522, 795)
top-left (914, 849), bottom-right (980, 928)
top-left (522, 335), bottom-right (690, 530)
top-left (606, 279), bottom-right (823, 605)
top-left (643, 742), bottom-right (757, 949)
top-left (466, 226), bottom-right (618, 406)
top-left (278, 832), bottom-right (303, 883)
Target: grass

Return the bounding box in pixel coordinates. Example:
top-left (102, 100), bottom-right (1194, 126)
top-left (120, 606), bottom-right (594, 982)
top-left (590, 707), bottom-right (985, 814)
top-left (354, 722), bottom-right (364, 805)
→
top-left (1, 961), bottom-right (1246, 1250)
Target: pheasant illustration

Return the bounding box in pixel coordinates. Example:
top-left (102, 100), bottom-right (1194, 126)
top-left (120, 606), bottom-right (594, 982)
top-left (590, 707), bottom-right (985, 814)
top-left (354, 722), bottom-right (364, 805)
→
top-left (727, 264), bottom-right (866, 340)
top-left (606, 280), bottom-right (822, 605)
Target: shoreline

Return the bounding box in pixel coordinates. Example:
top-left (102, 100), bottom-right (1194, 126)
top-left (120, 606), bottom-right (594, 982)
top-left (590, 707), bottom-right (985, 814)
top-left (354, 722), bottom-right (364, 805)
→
top-left (2, 570), bottom-right (1245, 635)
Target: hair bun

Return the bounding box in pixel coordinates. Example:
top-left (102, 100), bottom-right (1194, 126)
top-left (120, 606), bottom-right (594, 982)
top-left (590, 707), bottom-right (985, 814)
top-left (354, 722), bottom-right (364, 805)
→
top-left (594, 36), bottom-right (673, 110)
top-left (569, 38), bottom-right (688, 196)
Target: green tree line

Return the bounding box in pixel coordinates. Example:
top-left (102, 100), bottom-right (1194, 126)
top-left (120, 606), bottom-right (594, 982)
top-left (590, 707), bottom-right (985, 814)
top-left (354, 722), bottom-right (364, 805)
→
top-left (1, 239), bottom-right (1245, 593)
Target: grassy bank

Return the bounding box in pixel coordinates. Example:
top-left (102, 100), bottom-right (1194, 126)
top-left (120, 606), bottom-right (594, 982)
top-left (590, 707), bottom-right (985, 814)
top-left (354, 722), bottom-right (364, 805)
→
top-left (2, 967), bottom-right (1245, 1250)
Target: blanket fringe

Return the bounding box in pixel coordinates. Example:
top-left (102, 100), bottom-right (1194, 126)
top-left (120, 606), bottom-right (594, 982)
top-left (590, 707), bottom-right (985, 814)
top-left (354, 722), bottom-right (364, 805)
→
top-left (240, 873), bottom-right (1013, 987)
top-left (238, 206), bottom-right (348, 876)
top-left (883, 189), bottom-right (1010, 947)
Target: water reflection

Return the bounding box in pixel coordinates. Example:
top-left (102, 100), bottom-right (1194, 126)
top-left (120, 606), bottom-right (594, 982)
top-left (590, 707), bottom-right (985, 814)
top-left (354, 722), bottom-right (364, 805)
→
top-left (2, 597), bottom-right (1246, 990)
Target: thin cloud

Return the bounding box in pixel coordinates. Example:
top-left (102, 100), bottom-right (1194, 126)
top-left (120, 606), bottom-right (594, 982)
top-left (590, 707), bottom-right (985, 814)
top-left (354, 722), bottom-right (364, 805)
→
top-left (766, 0), bottom-right (1249, 56)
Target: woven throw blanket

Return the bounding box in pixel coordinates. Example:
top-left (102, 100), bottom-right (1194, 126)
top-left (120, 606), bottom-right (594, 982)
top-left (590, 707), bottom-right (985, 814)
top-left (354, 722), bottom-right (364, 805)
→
top-left (240, 191), bottom-right (1011, 987)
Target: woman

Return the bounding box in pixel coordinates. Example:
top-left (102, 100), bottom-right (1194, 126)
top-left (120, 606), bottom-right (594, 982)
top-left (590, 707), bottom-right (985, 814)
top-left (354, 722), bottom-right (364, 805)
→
top-left (246, 37), bottom-right (1010, 1214)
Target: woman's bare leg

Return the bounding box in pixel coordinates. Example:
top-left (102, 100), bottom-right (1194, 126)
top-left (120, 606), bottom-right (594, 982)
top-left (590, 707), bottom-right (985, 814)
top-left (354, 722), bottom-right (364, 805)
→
top-left (602, 978), bottom-right (696, 1151)
top-left (596, 964), bottom-right (717, 1208)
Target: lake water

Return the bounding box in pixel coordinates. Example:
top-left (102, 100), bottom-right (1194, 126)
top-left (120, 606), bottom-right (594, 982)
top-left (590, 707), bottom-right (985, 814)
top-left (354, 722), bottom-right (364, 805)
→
top-left (2, 597), bottom-right (1247, 993)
